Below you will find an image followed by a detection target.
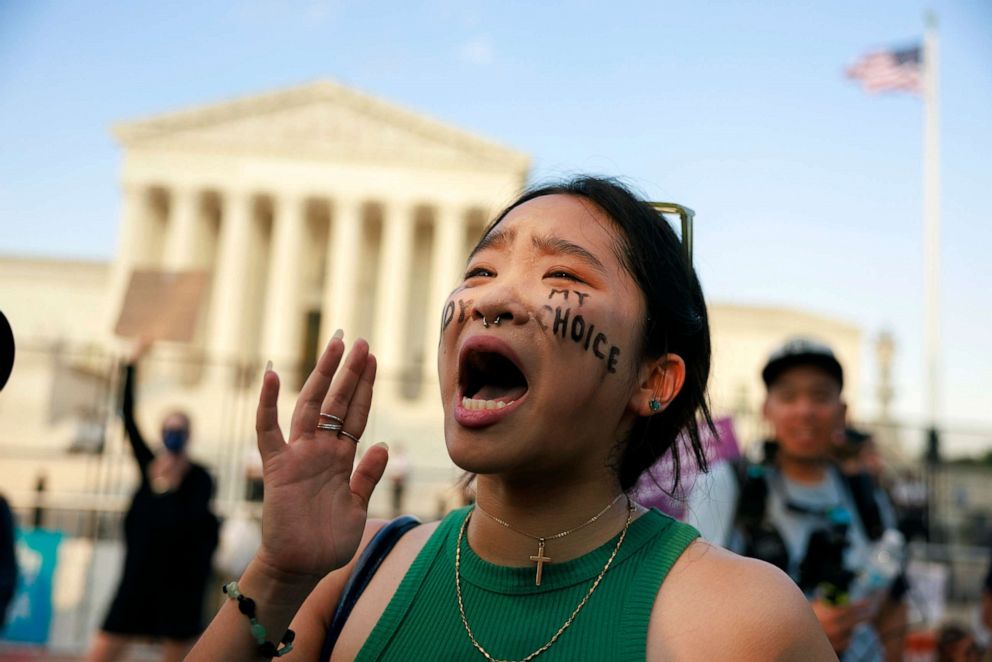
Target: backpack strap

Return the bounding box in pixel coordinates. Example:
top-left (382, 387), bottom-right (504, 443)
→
top-left (730, 459), bottom-right (792, 573)
top-left (731, 440), bottom-right (778, 532)
top-left (841, 471), bottom-right (884, 541)
top-left (732, 457), bottom-right (770, 531)
top-left (320, 515), bottom-right (421, 661)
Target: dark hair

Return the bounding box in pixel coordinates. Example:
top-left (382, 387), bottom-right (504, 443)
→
top-left (162, 410), bottom-right (191, 433)
top-left (479, 176), bottom-right (714, 492)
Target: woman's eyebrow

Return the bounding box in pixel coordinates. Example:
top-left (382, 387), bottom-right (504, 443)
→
top-left (532, 234), bottom-right (608, 276)
top-left (468, 226), bottom-right (516, 259)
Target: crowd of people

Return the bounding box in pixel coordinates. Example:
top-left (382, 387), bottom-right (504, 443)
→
top-left (3, 175), bottom-right (992, 660)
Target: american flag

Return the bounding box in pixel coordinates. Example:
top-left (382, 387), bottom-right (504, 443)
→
top-left (846, 45), bottom-right (923, 95)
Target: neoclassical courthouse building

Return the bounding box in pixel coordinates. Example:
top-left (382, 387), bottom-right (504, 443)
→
top-left (0, 81), bottom-right (861, 515)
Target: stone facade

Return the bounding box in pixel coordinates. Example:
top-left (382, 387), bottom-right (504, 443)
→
top-left (106, 81), bottom-right (530, 501)
top-left (0, 81), bottom-right (862, 515)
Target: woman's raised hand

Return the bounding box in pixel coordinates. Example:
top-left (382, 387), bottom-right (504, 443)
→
top-left (253, 333), bottom-right (388, 581)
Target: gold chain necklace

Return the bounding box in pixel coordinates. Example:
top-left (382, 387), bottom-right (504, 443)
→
top-left (455, 498), bottom-right (633, 662)
top-left (473, 493), bottom-right (624, 586)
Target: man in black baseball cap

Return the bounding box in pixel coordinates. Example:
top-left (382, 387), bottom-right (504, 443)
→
top-left (688, 337), bottom-right (907, 660)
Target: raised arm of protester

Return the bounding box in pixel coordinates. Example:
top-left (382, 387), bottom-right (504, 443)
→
top-left (121, 337), bottom-right (155, 470)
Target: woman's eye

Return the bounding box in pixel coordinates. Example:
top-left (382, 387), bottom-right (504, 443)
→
top-left (464, 267), bottom-right (495, 279)
top-left (546, 270), bottom-right (583, 283)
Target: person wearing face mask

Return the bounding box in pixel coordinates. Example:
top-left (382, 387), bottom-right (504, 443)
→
top-left (189, 176), bottom-right (833, 661)
top-left (88, 338), bottom-right (219, 662)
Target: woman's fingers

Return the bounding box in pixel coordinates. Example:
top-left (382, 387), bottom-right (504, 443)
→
top-left (351, 442), bottom-right (389, 508)
top-left (314, 339), bottom-right (370, 441)
top-left (256, 365), bottom-right (285, 459)
top-left (338, 353), bottom-right (376, 443)
top-left (290, 332), bottom-right (346, 440)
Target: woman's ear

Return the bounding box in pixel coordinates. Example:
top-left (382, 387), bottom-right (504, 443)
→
top-left (629, 354), bottom-right (686, 416)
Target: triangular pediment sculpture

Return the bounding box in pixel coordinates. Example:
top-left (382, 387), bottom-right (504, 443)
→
top-left (113, 81), bottom-right (529, 171)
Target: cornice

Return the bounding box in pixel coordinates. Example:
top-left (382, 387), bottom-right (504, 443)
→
top-left (112, 80), bottom-right (530, 172)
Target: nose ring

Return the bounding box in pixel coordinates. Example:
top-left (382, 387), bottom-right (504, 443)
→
top-left (481, 315), bottom-right (502, 329)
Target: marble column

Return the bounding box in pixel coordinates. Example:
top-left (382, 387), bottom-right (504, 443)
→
top-left (261, 193), bottom-right (306, 380)
top-left (122, 185), bottom-right (157, 265)
top-left (146, 186), bottom-right (202, 382)
top-left (207, 190), bottom-right (253, 379)
top-left (106, 183), bottom-right (156, 337)
top-left (422, 204), bottom-right (466, 384)
top-left (372, 200), bottom-right (413, 398)
top-left (163, 186), bottom-right (201, 269)
top-left (320, 196), bottom-right (363, 343)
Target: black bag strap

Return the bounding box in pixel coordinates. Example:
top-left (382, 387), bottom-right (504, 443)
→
top-left (841, 471), bottom-right (884, 541)
top-left (320, 515), bottom-right (421, 661)
top-left (732, 457), bottom-right (769, 532)
top-left (731, 441), bottom-right (778, 533)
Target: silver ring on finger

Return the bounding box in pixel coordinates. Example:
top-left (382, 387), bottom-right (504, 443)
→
top-left (337, 430), bottom-right (360, 444)
top-left (319, 413), bottom-right (345, 425)
top-left (316, 422), bottom-right (343, 432)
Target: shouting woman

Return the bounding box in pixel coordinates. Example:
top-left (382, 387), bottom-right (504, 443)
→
top-left (190, 177), bottom-right (833, 661)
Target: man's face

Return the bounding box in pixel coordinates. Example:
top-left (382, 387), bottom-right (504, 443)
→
top-left (763, 365), bottom-right (845, 462)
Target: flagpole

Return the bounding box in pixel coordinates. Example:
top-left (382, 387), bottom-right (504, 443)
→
top-left (923, 13), bottom-right (941, 442)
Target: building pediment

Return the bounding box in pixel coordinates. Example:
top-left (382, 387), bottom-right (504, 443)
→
top-left (113, 81), bottom-right (529, 172)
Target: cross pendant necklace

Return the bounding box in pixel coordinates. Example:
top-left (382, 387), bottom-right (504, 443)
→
top-left (472, 493), bottom-right (626, 588)
top-left (529, 538), bottom-right (552, 586)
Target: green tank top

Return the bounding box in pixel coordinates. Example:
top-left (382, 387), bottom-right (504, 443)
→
top-left (356, 506), bottom-right (699, 661)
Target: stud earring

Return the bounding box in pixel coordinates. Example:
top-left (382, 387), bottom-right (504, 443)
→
top-left (648, 399), bottom-right (662, 412)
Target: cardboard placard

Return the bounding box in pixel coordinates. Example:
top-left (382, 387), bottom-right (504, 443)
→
top-left (114, 269), bottom-right (209, 343)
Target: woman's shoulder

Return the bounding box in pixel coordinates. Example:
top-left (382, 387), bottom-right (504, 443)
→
top-left (298, 516), bottom-right (444, 660)
top-left (647, 540), bottom-right (834, 661)
top-left (386, 516), bottom-right (443, 556)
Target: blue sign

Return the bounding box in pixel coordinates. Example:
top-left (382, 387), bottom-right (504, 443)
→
top-left (0, 529), bottom-right (62, 644)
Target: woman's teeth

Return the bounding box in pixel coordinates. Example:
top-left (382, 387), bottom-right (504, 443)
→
top-left (461, 396), bottom-right (514, 411)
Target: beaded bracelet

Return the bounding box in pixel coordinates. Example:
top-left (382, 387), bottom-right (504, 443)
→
top-left (223, 581), bottom-right (296, 658)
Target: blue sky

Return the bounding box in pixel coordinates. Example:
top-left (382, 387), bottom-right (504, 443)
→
top-left (1, 1), bottom-right (990, 454)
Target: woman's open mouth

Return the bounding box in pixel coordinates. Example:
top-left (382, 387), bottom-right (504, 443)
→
top-left (455, 337), bottom-right (529, 428)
